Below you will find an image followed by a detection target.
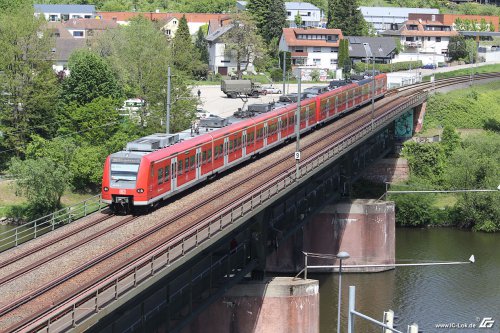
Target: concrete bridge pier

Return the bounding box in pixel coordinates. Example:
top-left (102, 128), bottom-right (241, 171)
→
top-left (181, 277), bottom-right (319, 333)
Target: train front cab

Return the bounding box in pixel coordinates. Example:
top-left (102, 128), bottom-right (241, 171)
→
top-left (102, 154), bottom-right (148, 214)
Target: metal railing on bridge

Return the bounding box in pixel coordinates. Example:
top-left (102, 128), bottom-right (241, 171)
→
top-left (0, 194), bottom-right (106, 252)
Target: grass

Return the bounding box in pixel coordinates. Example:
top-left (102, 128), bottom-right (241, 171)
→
top-left (422, 64), bottom-right (500, 82)
top-left (0, 180), bottom-right (97, 218)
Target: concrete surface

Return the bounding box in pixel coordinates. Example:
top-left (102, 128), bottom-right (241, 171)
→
top-left (181, 277), bottom-right (319, 333)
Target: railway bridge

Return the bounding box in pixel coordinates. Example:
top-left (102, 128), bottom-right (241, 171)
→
top-left (0, 74), bottom-right (497, 333)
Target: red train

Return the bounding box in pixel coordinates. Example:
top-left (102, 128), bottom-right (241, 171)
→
top-left (102, 74), bottom-right (387, 213)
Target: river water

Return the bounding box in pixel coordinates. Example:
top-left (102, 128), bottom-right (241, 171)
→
top-left (316, 228), bottom-right (500, 333)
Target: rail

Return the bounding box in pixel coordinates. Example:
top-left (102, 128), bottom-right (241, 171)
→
top-left (17, 90), bottom-right (427, 333)
top-left (0, 194), bottom-right (106, 252)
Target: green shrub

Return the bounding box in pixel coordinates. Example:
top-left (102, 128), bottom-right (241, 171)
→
top-left (353, 60), bottom-right (422, 73)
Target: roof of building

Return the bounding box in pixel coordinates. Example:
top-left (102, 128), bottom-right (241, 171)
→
top-left (34, 4), bottom-right (96, 14)
top-left (236, 1), bottom-right (320, 11)
top-left (206, 24), bottom-right (234, 42)
top-left (346, 36), bottom-right (396, 58)
top-left (282, 28), bottom-right (343, 47)
top-left (359, 6), bottom-right (439, 17)
top-left (52, 38), bottom-right (87, 62)
top-left (96, 11), bottom-right (227, 24)
top-left (380, 19), bottom-right (459, 37)
top-left (408, 13), bottom-right (500, 32)
top-left (285, 2), bottom-right (320, 10)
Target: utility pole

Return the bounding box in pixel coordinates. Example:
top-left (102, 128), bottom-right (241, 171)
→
top-left (166, 66), bottom-right (171, 134)
top-left (282, 51), bottom-right (286, 96)
top-left (295, 69), bottom-right (302, 180)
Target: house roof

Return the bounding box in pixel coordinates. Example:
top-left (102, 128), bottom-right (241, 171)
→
top-left (34, 4), bottom-right (96, 14)
top-left (285, 2), bottom-right (320, 11)
top-left (359, 6), bottom-right (438, 17)
top-left (282, 28), bottom-right (343, 47)
top-left (52, 38), bottom-right (87, 62)
top-left (408, 13), bottom-right (500, 32)
top-left (206, 24), bottom-right (234, 42)
top-left (346, 36), bottom-right (396, 58)
top-left (47, 22), bottom-right (73, 38)
top-left (380, 19), bottom-right (458, 37)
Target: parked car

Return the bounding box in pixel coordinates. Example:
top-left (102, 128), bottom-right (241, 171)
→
top-left (421, 63), bottom-right (437, 69)
top-left (262, 85), bottom-right (282, 94)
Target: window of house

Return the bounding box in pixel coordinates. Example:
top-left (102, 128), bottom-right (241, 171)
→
top-left (436, 37), bottom-right (441, 42)
top-left (331, 47), bottom-right (337, 53)
top-left (84, 15), bottom-right (91, 19)
top-left (73, 31), bottom-right (84, 37)
top-left (313, 47), bottom-right (321, 53)
top-left (307, 12), bottom-right (311, 16)
top-left (313, 58), bottom-right (321, 65)
top-left (330, 59), bottom-right (337, 65)
top-left (428, 37), bottom-right (431, 41)
top-left (287, 11), bottom-right (291, 16)
top-left (295, 48), bottom-right (304, 52)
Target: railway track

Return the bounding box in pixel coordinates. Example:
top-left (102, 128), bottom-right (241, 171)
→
top-left (2, 73), bottom-right (499, 333)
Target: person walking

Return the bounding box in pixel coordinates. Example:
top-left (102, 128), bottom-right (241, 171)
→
top-left (197, 89), bottom-right (201, 99)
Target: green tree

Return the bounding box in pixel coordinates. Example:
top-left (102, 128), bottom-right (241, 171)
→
top-left (58, 97), bottom-right (122, 146)
top-left (9, 157), bottom-right (70, 217)
top-left (327, 0), bottom-right (367, 36)
top-left (294, 12), bottom-right (303, 28)
top-left (0, 4), bottom-right (60, 159)
top-left (173, 15), bottom-right (197, 74)
top-left (222, 13), bottom-right (266, 79)
top-left (94, 16), bottom-right (196, 130)
top-left (447, 35), bottom-right (468, 61)
top-left (247, 0), bottom-right (287, 43)
top-left (390, 193), bottom-right (437, 227)
top-left (440, 126), bottom-right (461, 157)
top-left (195, 26), bottom-right (209, 65)
top-left (62, 49), bottom-right (122, 105)
top-left (337, 39), bottom-right (351, 78)
top-left (402, 141), bottom-right (445, 183)
top-left (444, 134), bottom-right (500, 231)
top-left (70, 144), bottom-right (108, 191)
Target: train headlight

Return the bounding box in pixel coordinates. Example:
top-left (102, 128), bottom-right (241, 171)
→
top-left (137, 188), bottom-right (144, 193)
top-left (103, 187), bottom-right (109, 192)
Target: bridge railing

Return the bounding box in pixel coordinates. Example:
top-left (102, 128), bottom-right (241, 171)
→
top-left (21, 93), bottom-right (427, 332)
top-left (0, 194), bottom-right (106, 252)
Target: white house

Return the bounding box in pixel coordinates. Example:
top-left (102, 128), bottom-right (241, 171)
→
top-left (34, 4), bottom-right (96, 21)
top-left (360, 6), bottom-right (439, 33)
top-left (236, 1), bottom-right (322, 28)
top-left (381, 19), bottom-right (458, 55)
top-left (279, 28), bottom-right (343, 69)
top-left (286, 2), bottom-right (322, 28)
top-left (206, 24), bottom-right (255, 76)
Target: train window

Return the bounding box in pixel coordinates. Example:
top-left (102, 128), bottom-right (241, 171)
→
top-left (185, 158), bottom-right (189, 171)
top-left (229, 140), bottom-right (233, 152)
top-left (237, 137), bottom-right (241, 147)
top-left (202, 150), bottom-right (207, 163)
top-left (165, 166), bottom-right (170, 181)
top-left (234, 138), bottom-right (237, 149)
top-left (178, 160), bottom-right (183, 174)
top-left (207, 149), bottom-right (212, 160)
top-left (215, 146), bottom-right (219, 158)
top-left (158, 168), bottom-right (163, 185)
top-left (190, 156), bottom-right (195, 169)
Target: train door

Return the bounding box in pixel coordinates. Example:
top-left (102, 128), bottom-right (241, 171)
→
top-left (263, 122), bottom-right (268, 147)
top-left (335, 96), bottom-right (338, 116)
top-left (277, 118), bottom-right (282, 141)
top-left (223, 137), bottom-right (229, 166)
top-left (196, 147), bottom-right (201, 179)
top-left (171, 157), bottom-right (177, 191)
top-left (242, 130), bottom-right (247, 158)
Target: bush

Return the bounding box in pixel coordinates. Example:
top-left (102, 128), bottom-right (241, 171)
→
top-left (353, 60), bottom-right (423, 73)
top-left (390, 193), bottom-right (439, 227)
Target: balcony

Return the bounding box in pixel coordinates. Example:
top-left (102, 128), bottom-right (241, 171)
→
top-left (404, 41), bottom-right (422, 48)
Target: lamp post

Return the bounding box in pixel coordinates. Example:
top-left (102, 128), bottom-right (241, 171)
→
top-left (336, 251), bottom-right (350, 333)
top-left (362, 43), bottom-right (376, 130)
top-left (282, 51), bottom-right (287, 97)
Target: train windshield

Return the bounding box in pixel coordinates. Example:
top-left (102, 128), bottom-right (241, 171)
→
top-left (110, 163), bottom-right (140, 181)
